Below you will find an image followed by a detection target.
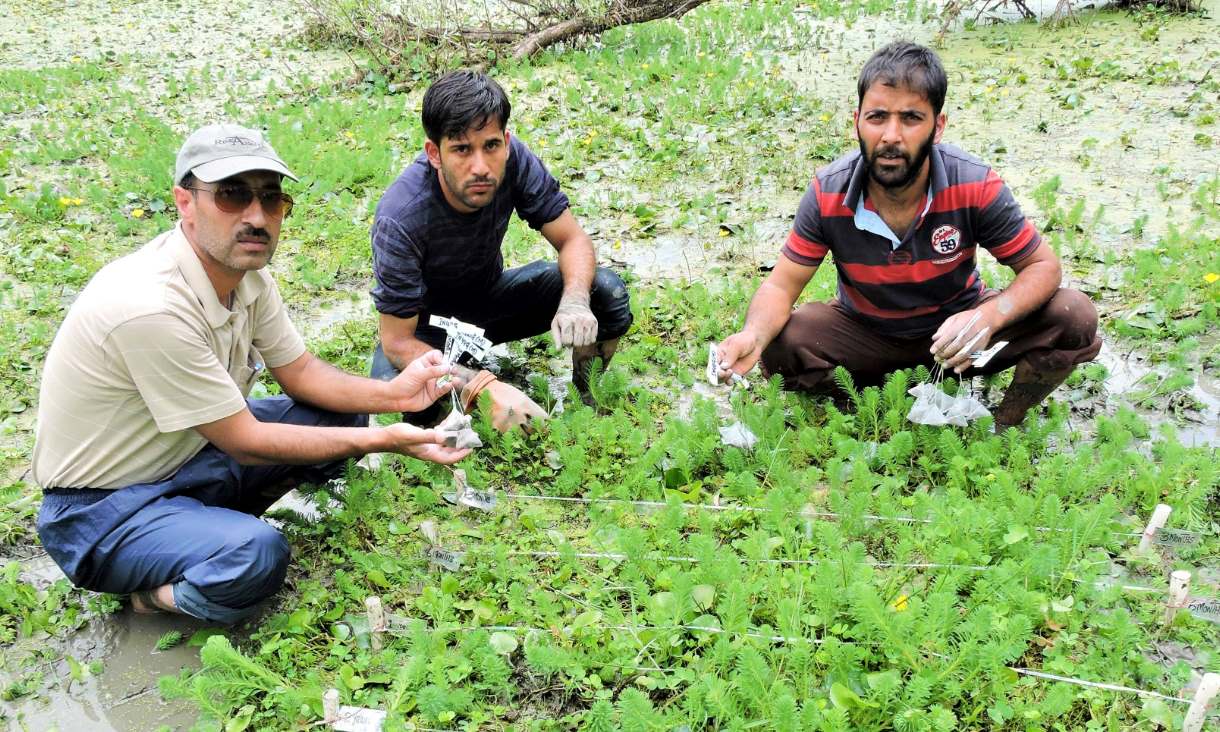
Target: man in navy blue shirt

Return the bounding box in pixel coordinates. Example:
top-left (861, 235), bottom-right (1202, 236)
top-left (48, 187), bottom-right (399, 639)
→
top-left (370, 71), bottom-right (633, 427)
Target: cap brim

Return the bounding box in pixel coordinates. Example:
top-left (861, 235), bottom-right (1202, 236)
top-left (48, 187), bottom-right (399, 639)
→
top-left (192, 155), bottom-right (298, 183)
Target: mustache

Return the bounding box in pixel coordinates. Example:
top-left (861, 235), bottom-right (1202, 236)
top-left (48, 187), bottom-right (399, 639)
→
top-left (872, 145), bottom-right (908, 161)
top-left (465, 177), bottom-right (495, 187)
top-left (236, 227), bottom-right (271, 242)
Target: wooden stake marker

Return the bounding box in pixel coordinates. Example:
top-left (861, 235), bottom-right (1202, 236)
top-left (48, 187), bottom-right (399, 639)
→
top-left (1137, 504), bottom-right (1171, 552)
top-left (323, 688), bottom-right (340, 724)
top-left (365, 596), bottom-right (386, 651)
top-left (1183, 673), bottom-right (1219, 732)
top-left (1163, 571), bottom-right (1190, 624)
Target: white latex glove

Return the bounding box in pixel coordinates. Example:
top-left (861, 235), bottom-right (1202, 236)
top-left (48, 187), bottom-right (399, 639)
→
top-left (550, 293), bottom-right (599, 348)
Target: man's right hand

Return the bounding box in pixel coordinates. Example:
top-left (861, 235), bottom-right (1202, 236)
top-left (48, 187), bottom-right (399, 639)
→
top-left (715, 331), bottom-right (764, 383)
top-left (383, 423), bottom-right (471, 464)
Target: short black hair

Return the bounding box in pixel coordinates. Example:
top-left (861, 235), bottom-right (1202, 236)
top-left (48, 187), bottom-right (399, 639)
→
top-left (857, 41), bottom-right (948, 116)
top-left (179, 170), bottom-right (196, 188)
top-left (421, 70), bottom-right (511, 144)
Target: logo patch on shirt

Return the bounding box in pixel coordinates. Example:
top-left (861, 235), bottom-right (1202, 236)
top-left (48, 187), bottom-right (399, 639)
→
top-left (931, 225), bottom-right (961, 254)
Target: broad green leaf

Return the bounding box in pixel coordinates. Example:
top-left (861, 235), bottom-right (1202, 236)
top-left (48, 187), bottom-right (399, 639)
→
top-left (489, 631), bottom-right (518, 655)
top-left (692, 585), bottom-right (715, 611)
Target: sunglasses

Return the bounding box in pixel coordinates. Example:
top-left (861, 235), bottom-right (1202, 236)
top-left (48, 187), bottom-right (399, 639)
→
top-left (186, 185), bottom-right (294, 218)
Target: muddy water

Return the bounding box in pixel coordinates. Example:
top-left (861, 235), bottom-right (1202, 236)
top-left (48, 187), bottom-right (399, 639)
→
top-left (1094, 341), bottom-right (1220, 447)
top-left (1, 607), bottom-right (204, 731)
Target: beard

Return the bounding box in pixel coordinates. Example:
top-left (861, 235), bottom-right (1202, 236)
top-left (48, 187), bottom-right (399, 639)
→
top-left (441, 165), bottom-right (500, 211)
top-left (859, 128), bottom-right (936, 191)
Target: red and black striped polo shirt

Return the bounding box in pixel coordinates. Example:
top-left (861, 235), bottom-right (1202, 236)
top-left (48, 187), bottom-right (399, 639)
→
top-left (781, 143), bottom-right (1041, 338)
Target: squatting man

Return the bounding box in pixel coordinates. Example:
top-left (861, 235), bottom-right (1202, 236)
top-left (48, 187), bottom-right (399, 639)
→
top-left (368, 70), bottom-right (633, 428)
top-left (715, 41), bottom-right (1101, 426)
top-left (32, 126), bottom-right (471, 623)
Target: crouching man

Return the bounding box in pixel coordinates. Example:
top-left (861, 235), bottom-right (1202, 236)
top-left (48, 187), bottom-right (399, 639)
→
top-left (32, 124), bottom-right (469, 623)
top-left (370, 71), bottom-right (633, 428)
top-left (716, 42), bottom-right (1100, 427)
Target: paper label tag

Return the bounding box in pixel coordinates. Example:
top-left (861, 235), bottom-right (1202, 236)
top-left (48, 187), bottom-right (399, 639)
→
top-left (460, 488), bottom-right (497, 512)
top-left (1154, 529), bottom-right (1202, 547)
top-left (333, 705), bottom-right (387, 732)
top-left (706, 343), bottom-right (719, 385)
top-left (1186, 598), bottom-right (1220, 624)
top-left (424, 546), bottom-right (464, 571)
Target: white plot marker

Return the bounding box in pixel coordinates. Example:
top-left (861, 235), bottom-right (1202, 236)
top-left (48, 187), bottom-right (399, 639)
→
top-left (1164, 571), bottom-right (1190, 624)
top-left (1137, 504), bottom-right (1172, 552)
top-left (1183, 673), bottom-right (1219, 732)
top-left (365, 596), bottom-right (386, 651)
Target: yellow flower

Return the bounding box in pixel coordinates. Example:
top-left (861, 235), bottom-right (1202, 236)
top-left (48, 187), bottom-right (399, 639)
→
top-left (641, 63), bottom-right (650, 71)
top-left (819, 113), bottom-right (830, 122)
top-left (892, 594), bottom-right (909, 611)
top-left (984, 85), bottom-right (994, 93)
top-left (344, 130), bottom-right (354, 138)
top-left (131, 208), bottom-right (145, 219)
top-left (743, 51), bottom-right (753, 59)
top-left (613, 239), bottom-right (622, 250)
top-left (72, 197), bottom-right (83, 206)
top-left (70, 56), bottom-right (82, 63)
top-left (697, 51), bottom-right (705, 59)
top-left (1205, 272), bottom-right (1219, 284)
top-left (718, 229), bottom-right (730, 238)
top-left (59, 196), bottom-right (72, 207)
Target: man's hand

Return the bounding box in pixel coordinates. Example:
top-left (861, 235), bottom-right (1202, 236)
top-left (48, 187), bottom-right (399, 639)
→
top-left (551, 293), bottom-right (599, 348)
top-left (715, 331), bottom-right (764, 383)
top-left (383, 423), bottom-right (471, 464)
top-left (388, 350), bottom-right (454, 412)
top-left (930, 305), bottom-right (998, 373)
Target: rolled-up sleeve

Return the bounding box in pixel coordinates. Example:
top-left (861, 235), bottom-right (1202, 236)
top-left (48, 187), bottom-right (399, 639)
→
top-left (510, 139), bottom-right (570, 230)
top-left (371, 215), bottom-right (427, 318)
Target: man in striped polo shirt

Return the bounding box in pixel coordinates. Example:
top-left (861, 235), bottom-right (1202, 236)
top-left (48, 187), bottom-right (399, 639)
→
top-left (715, 41), bottom-right (1100, 428)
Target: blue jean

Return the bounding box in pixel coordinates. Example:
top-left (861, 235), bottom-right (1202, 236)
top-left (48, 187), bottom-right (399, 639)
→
top-left (36, 397), bottom-right (367, 624)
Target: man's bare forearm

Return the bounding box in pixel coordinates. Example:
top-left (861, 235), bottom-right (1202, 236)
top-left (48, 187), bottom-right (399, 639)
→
top-left (557, 235), bottom-right (595, 299)
top-left (383, 334), bottom-right (438, 372)
top-left (226, 422), bottom-right (391, 466)
top-left (982, 258), bottom-right (1061, 331)
top-left (740, 279), bottom-right (800, 347)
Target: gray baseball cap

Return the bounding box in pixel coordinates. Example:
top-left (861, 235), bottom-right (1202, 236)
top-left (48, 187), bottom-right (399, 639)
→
top-left (174, 123), bottom-right (297, 184)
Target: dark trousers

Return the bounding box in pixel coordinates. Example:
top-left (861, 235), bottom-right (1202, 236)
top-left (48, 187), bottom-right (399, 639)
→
top-left (36, 397), bottom-right (367, 624)
top-left (371, 260), bottom-right (633, 379)
top-left (761, 288), bottom-right (1102, 392)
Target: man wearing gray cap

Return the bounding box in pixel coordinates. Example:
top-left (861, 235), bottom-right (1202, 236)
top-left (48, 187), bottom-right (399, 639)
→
top-left (32, 124), bottom-right (470, 623)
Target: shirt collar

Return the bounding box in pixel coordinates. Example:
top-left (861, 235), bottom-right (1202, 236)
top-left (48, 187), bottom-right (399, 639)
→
top-left (167, 223), bottom-right (266, 329)
top-left (845, 143), bottom-right (948, 213)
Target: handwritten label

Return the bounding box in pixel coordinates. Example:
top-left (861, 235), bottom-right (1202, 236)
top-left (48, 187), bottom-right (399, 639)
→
top-left (333, 705), bottom-right (387, 732)
top-left (1155, 529), bottom-right (1202, 547)
top-left (460, 488), bottom-right (497, 512)
top-left (424, 546), bottom-right (464, 572)
top-left (1186, 598), bottom-right (1220, 624)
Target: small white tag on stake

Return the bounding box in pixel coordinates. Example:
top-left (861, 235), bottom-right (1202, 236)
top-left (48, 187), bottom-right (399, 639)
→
top-left (1186, 598), bottom-right (1220, 625)
top-left (424, 546), bottom-right (464, 571)
top-left (1154, 528), bottom-right (1201, 548)
top-left (706, 343), bottom-right (719, 385)
top-left (460, 487), bottom-right (497, 512)
top-left (332, 705), bottom-right (388, 732)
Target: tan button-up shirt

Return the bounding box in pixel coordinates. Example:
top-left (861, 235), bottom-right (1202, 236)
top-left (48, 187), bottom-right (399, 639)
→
top-left (32, 224), bottom-right (305, 490)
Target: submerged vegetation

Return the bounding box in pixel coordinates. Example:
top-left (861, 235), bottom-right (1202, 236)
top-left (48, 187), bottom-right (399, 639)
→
top-left (0, 0), bottom-right (1217, 729)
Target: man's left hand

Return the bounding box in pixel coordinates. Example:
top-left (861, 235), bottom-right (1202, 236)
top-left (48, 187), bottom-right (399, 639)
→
top-left (930, 306), bottom-right (997, 374)
top-left (388, 350), bottom-right (454, 412)
top-left (551, 293), bottom-right (599, 348)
